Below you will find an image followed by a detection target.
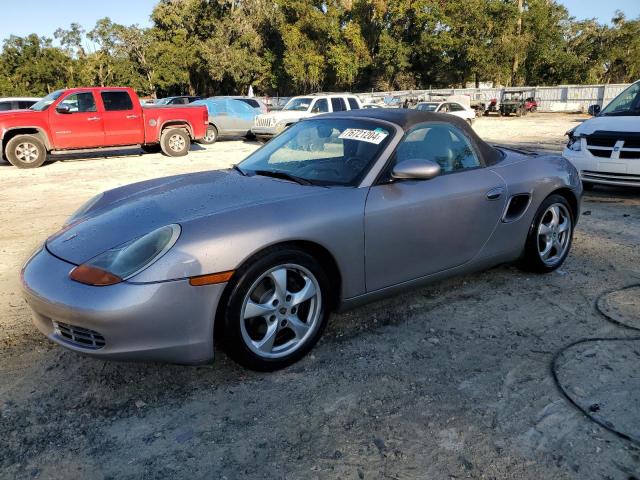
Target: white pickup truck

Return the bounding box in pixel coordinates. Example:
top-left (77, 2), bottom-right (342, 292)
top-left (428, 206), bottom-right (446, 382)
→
top-left (563, 80), bottom-right (640, 189)
top-left (251, 93), bottom-right (362, 141)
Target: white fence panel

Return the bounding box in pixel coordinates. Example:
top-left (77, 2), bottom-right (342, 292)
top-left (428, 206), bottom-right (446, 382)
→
top-left (358, 83), bottom-right (633, 112)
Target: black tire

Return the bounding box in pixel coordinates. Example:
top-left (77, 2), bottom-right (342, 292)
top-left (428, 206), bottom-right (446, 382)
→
top-left (5, 134), bottom-right (47, 169)
top-left (483, 110), bottom-right (489, 117)
top-left (220, 246), bottom-right (331, 371)
top-left (141, 144), bottom-right (161, 154)
top-left (530, 106), bottom-right (537, 113)
top-left (519, 194), bottom-right (574, 273)
top-left (160, 128), bottom-right (190, 157)
top-left (582, 181), bottom-right (594, 191)
top-left (199, 125), bottom-right (218, 145)
top-left (516, 108), bottom-right (523, 117)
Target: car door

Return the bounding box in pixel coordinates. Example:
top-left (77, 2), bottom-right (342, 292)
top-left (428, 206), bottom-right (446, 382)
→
top-left (310, 98), bottom-right (329, 115)
top-left (48, 91), bottom-right (104, 149)
top-left (210, 99), bottom-right (233, 134)
top-left (226, 99), bottom-right (257, 133)
top-left (364, 122), bottom-right (506, 292)
top-left (330, 97), bottom-right (347, 112)
top-left (99, 90), bottom-right (144, 146)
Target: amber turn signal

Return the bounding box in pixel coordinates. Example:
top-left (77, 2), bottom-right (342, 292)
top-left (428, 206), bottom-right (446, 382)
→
top-left (70, 264), bottom-right (122, 286)
top-left (189, 270), bottom-right (234, 286)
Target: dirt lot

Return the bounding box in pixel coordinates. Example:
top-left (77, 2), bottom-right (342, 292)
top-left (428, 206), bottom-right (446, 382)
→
top-left (1, 113), bottom-right (639, 479)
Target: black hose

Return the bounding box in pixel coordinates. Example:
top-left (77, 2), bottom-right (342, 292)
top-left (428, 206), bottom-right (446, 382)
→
top-left (550, 283), bottom-right (640, 446)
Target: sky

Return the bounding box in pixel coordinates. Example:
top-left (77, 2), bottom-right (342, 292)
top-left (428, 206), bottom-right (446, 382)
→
top-left (0, 0), bottom-right (639, 45)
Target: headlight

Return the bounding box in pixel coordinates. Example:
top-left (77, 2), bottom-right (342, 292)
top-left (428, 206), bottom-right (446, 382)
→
top-left (69, 224), bottom-right (181, 286)
top-left (65, 193), bottom-right (104, 226)
top-left (567, 136), bottom-right (581, 151)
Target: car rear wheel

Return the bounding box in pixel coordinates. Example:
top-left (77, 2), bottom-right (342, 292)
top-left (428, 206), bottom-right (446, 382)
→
top-left (520, 194), bottom-right (574, 273)
top-left (221, 247), bottom-right (330, 371)
top-left (199, 125), bottom-right (218, 145)
top-left (160, 128), bottom-right (190, 157)
top-left (5, 134), bottom-right (47, 169)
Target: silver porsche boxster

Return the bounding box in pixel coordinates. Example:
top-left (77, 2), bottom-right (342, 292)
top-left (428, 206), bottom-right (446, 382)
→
top-left (21, 110), bottom-right (582, 370)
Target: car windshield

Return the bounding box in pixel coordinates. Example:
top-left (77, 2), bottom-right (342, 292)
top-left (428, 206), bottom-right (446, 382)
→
top-left (283, 97), bottom-right (313, 112)
top-left (29, 90), bottom-right (64, 111)
top-left (238, 119), bottom-right (393, 186)
top-left (600, 82), bottom-right (640, 116)
top-left (416, 103), bottom-right (439, 112)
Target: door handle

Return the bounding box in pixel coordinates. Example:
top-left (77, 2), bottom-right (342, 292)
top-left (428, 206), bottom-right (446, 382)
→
top-left (486, 187), bottom-right (504, 200)
top-left (126, 115), bottom-right (138, 119)
top-left (87, 116), bottom-right (101, 121)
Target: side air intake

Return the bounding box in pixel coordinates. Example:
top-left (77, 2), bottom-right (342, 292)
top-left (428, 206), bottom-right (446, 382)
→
top-left (502, 194), bottom-right (531, 223)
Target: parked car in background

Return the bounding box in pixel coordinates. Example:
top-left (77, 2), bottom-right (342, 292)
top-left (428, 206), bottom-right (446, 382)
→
top-left (0, 87), bottom-right (208, 168)
top-left (154, 96), bottom-right (202, 105)
top-left (21, 109), bottom-right (582, 370)
top-left (0, 97), bottom-right (40, 111)
top-left (251, 93), bottom-right (362, 141)
top-left (192, 98), bottom-right (257, 144)
top-left (362, 103), bottom-right (383, 109)
top-left (414, 101), bottom-right (476, 125)
top-left (564, 79), bottom-right (640, 189)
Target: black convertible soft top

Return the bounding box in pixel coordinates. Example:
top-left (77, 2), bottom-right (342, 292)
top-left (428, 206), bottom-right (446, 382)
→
top-left (318, 108), bottom-right (502, 166)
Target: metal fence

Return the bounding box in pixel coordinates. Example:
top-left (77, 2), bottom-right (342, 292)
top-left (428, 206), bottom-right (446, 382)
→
top-left (358, 83), bottom-right (632, 113)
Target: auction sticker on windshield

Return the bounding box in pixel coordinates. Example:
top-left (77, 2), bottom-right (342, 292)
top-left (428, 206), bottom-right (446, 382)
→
top-left (339, 127), bottom-right (389, 144)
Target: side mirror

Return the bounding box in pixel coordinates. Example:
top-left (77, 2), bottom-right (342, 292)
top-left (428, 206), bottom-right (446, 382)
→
top-left (56, 104), bottom-right (71, 114)
top-left (392, 159), bottom-right (441, 180)
top-left (588, 104), bottom-right (601, 116)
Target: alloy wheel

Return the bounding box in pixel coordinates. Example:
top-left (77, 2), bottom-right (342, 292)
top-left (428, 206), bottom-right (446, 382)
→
top-left (537, 203), bottom-right (572, 266)
top-left (240, 264), bottom-right (322, 359)
top-left (15, 142), bottom-right (39, 164)
top-left (168, 134), bottom-right (186, 152)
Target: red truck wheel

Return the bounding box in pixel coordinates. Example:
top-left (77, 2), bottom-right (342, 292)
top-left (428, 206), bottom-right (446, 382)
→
top-left (5, 134), bottom-right (47, 169)
top-left (160, 128), bottom-right (191, 157)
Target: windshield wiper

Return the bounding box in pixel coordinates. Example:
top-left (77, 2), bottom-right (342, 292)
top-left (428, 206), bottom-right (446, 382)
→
top-left (251, 169), bottom-right (315, 186)
top-left (232, 164), bottom-right (245, 176)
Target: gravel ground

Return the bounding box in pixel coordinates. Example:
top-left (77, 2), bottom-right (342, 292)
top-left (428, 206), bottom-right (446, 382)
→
top-left (1, 113), bottom-right (639, 480)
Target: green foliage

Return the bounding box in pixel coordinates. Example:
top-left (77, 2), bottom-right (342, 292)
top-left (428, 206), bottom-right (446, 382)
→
top-left (0, 0), bottom-right (638, 98)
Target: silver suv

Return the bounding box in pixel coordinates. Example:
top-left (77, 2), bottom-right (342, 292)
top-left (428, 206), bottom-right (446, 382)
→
top-left (251, 93), bottom-right (362, 141)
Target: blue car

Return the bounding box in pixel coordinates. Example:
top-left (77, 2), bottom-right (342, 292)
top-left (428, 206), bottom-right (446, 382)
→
top-left (193, 98), bottom-right (257, 144)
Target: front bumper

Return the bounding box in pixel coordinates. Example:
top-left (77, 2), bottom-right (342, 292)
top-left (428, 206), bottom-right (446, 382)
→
top-left (251, 123), bottom-right (289, 137)
top-left (563, 147), bottom-right (640, 187)
top-left (21, 247), bottom-right (226, 364)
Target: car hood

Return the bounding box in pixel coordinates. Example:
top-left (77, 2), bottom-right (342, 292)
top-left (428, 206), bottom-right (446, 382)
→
top-left (573, 115), bottom-right (640, 136)
top-left (0, 109), bottom-right (39, 122)
top-left (46, 170), bottom-right (325, 265)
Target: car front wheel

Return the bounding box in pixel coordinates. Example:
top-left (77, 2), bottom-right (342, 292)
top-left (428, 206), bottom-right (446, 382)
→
top-left (221, 247), bottom-right (330, 371)
top-left (520, 194), bottom-right (574, 273)
top-left (5, 134), bottom-right (47, 168)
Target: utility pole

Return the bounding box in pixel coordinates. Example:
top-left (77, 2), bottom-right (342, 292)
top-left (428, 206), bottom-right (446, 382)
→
top-left (511, 0), bottom-right (524, 86)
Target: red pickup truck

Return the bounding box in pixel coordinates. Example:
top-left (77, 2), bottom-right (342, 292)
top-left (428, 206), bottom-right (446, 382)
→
top-left (0, 87), bottom-right (208, 168)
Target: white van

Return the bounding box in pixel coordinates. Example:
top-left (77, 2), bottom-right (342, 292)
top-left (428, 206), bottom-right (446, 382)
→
top-left (563, 80), bottom-right (640, 188)
top-left (251, 93), bottom-right (362, 141)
